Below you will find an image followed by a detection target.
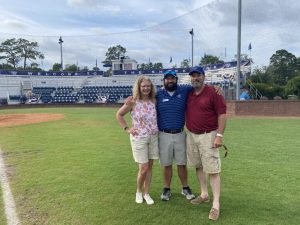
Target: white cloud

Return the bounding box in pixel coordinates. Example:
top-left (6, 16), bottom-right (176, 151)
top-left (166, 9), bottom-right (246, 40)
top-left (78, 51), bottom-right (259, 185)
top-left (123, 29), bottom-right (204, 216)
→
top-left (0, 0), bottom-right (299, 70)
top-left (2, 19), bottom-right (27, 30)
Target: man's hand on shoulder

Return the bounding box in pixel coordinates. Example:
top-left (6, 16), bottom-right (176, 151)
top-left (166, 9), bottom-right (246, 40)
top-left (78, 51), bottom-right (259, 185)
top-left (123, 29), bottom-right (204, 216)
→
top-left (124, 96), bottom-right (135, 106)
top-left (213, 85), bottom-right (222, 95)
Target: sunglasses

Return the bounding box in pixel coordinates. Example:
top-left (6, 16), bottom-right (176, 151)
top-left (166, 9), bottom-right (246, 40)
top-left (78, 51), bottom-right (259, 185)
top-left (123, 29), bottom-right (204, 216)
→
top-left (211, 145), bottom-right (229, 157)
top-left (222, 145), bottom-right (229, 158)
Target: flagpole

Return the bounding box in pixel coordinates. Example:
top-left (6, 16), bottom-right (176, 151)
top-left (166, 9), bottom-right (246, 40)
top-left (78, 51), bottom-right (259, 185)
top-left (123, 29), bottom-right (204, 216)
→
top-left (189, 28), bottom-right (194, 67)
top-left (236, 0), bottom-right (242, 100)
top-left (249, 48), bottom-right (251, 59)
top-left (192, 32), bottom-right (194, 67)
top-left (248, 43), bottom-right (252, 75)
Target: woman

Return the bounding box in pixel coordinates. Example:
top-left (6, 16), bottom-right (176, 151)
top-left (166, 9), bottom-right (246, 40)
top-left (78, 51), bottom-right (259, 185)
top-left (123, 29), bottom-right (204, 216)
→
top-left (116, 76), bottom-right (158, 205)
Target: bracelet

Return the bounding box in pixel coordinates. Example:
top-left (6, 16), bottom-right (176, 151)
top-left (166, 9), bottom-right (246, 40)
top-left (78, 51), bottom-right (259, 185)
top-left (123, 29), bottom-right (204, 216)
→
top-left (123, 126), bottom-right (129, 131)
top-left (216, 133), bottom-right (224, 138)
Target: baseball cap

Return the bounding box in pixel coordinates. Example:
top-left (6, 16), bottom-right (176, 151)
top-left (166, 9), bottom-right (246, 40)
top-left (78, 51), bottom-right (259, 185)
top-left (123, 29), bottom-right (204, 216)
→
top-left (188, 66), bottom-right (205, 75)
top-left (164, 70), bottom-right (177, 78)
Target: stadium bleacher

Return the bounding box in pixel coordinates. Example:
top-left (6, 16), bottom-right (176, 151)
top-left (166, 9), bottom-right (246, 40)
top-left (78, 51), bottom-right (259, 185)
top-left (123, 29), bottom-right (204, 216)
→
top-left (0, 60), bottom-right (251, 104)
top-left (32, 87), bottom-right (56, 103)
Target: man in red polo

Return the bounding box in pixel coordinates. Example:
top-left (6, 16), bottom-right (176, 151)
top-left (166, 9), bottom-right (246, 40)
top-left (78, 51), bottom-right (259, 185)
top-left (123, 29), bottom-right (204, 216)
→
top-left (186, 66), bottom-right (227, 221)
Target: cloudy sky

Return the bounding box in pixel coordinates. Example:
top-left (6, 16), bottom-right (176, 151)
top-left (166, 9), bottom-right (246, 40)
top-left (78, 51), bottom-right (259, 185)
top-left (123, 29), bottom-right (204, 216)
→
top-left (0, 0), bottom-right (299, 71)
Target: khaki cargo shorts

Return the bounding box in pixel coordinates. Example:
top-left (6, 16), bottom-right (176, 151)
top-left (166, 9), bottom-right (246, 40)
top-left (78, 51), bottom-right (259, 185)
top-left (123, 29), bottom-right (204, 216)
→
top-left (186, 130), bottom-right (221, 174)
top-left (130, 134), bottom-right (159, 164)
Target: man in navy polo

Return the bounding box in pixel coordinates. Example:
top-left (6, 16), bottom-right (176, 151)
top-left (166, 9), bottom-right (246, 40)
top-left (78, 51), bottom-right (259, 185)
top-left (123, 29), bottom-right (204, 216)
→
top-left (157, 70), bottom-right (195, 201)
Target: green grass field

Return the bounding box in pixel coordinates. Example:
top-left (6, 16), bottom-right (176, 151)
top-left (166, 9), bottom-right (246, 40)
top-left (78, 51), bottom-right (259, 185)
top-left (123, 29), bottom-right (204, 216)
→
top-left (0, 188), bottom-right (5, 225)
top-left (0, 107), bottom-right (299, 225)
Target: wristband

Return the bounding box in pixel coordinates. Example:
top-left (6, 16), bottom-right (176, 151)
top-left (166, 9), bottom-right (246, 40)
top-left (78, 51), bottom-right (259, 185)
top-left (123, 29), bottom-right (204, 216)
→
top-left (216, 133), bottom-right (224, 138)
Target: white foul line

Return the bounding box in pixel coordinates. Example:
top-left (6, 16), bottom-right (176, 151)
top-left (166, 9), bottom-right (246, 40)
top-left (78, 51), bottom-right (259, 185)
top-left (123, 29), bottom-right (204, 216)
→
top-left (0, 148), bottom-right (20, 225)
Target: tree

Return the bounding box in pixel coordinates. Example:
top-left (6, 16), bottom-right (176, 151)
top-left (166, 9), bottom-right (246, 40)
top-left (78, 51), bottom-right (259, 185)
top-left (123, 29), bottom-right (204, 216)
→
top-left (252, 83), bottom-right (284, 99)
top-left (18, 38), bottom-right (44, 69)
top-left (80, 66), bottom-right (89, 71)
top-left (51, 63), bottom-right (62, 71)
top-left (138, 63), bottom-right (147, 70)
top-left (102, 45), bottom-right (127, 65)
top-left (28, 62), bottom-right (43, 71)
top-left (234, 53), bottom-right (252, 62)
top-left (0, 63), bottom-right (14, 70)
top-left (200, 54), bottom-right (224, 65)
top-left (0, 38), bottom-right (21, 68)
top-left (180, 59), bottom-right (190, 68)
top-left (249, 66), bottom-right (272, 84)
top-left (269, 49), bottom-right (298, 85)
top-left (153, 62), bottom-right (163, 70)
top-left (296, 57), bottom-right (300, 72)
top-left (138, 62), bottom-right (163, 70)
top-left (0, 38), bottom-right (44, 69)
top-left (64, 64), bottom-right (79, 71)
top-left (285, 74), bottom-right (300, 97)
top-left (92, 66), bottom-right (100, 71)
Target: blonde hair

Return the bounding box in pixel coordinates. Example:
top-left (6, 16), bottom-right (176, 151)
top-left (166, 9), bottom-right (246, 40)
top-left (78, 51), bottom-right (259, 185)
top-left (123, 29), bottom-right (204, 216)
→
top-left (132, 76), bottom-right (156, 101)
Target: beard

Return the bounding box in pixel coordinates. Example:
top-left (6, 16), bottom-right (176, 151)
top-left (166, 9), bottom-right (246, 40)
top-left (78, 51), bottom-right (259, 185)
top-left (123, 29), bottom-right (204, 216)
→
top-left (192, 80), bottom-right (204, 89)
top-left (164, 81), bottom-right (178, 92)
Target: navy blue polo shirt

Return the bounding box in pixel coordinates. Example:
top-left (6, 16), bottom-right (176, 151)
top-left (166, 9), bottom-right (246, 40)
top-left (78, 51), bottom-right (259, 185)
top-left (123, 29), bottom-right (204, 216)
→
top-left (156, 85), bottom-right (193, 130)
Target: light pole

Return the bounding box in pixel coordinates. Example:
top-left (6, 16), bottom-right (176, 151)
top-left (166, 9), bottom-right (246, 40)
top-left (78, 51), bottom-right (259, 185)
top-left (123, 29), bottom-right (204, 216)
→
top-left (58, 36), bottom-right (64, 71)
top-left (189, 28), bottom-right (194, 67)
top-left (236, 0), bottom-right (242, 100)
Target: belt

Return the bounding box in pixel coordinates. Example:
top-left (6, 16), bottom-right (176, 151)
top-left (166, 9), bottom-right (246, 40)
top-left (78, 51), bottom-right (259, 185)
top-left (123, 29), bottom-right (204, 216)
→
top-left (160, 129), bottom-right (183, 134)
top-left (190, 130), bottom-right (214, 135)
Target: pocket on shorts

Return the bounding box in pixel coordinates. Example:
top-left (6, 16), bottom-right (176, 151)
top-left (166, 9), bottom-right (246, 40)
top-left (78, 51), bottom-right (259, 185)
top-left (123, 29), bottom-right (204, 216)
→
top-left (210, 147), bottom-right (220, 158)
top-left (130, 136), bottom-right (149, 163)
top-left (187, 142), bottom-right (197, 153)
top-left (201, 131), bottom-right (216, 149)
top-left (186, 142), bottom-right (199, 167)
top-left (131, 136), bottom-right (147, 148)
top-left (149, 134), bottom-right (159, 159)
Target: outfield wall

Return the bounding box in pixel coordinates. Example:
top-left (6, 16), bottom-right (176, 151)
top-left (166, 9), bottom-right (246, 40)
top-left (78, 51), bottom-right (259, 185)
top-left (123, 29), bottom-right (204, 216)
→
top-left (226, 100), bottom-right (300, 117)
top-left (1, 100), bottom-right (300, 117)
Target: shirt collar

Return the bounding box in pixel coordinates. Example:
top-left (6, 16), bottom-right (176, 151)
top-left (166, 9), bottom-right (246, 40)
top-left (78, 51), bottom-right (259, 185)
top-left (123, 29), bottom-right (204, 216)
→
top-left (191, 84), bottom-right (207, 96)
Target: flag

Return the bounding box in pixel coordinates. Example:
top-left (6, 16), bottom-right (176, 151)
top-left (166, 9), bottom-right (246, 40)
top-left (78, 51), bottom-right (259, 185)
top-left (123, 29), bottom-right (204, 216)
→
top-left (189, 28), bottom-right (194, 35)
top-left (248, 43), bottom-right (252, 50)
top-left (169, 57), bottom-right (172, 63)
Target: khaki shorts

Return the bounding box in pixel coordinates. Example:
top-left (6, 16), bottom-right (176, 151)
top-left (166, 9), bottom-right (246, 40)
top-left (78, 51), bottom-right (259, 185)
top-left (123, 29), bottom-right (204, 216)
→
top-left (186, 130), bottom-right (221, 174)
top-left (130, 134), bottom-right (159, 164)
top-left (159, 131), bottom-right (186, 166)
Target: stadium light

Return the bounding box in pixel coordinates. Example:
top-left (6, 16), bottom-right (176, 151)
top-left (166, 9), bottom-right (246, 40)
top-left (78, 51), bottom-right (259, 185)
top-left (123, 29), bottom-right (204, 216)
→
top-left (58, 36), bottom-right (64, 71)
top-left (189, 28), bottom-right (194, 67)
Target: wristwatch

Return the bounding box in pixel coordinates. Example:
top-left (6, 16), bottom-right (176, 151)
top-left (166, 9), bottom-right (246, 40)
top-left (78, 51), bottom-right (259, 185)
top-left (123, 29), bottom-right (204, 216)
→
top-left (123, 126), bottom-right (129, 131)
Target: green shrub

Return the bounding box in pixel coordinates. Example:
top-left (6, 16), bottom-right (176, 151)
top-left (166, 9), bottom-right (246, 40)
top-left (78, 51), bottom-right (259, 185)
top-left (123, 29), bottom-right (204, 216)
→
top-left (249, 83), bottom-right (285, 99)
top-left (285, 75), bottom-right (300, 98)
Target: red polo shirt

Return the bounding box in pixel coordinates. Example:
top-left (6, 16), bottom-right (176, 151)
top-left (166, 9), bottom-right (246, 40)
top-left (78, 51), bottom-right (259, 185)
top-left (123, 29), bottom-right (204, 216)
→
top-left (186, 85), bottom-right (226, 132)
